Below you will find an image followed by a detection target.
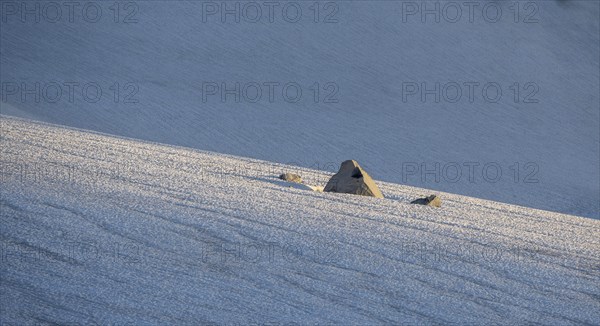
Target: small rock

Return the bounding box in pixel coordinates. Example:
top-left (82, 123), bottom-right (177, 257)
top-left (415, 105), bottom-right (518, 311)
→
top-left (411, 195), bottom-right (441, 207)
top-left (323, 160), bottom-right (384, 198)
top-left (279, 173), bottom-right (302, 183)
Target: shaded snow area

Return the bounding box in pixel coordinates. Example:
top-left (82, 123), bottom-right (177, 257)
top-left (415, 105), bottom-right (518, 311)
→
top-left (1, 116), bottom-right (599, 325)
top-left (1, 1), bottom-right (598, 218)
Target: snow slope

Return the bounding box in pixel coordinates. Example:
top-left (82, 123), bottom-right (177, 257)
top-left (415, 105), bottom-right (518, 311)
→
top-left (2, 116), bottom-right (599, 325)
top-left (1, 1), bottom-right (598, 218)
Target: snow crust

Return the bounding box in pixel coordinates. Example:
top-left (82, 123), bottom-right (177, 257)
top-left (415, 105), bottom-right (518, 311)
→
top-left (2, 116), bottom-right (599, 325)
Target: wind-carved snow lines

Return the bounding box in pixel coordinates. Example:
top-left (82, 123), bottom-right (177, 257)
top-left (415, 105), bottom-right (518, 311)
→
top-left (2, 116), bottom-right (599, 324)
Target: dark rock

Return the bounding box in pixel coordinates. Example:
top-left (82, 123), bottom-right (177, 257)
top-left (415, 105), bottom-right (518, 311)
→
top-left (411, 195), bottom-right (441, 207)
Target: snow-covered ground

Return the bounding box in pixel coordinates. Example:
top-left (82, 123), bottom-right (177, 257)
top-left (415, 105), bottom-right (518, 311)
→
top-left (2, 116), bottom-right (599, 325)
top-left (1, 0), bottom-right (598, 218)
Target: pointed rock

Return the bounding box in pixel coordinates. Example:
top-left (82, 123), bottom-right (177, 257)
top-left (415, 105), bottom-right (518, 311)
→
top-left (324, 160), bottom-right (384, 198)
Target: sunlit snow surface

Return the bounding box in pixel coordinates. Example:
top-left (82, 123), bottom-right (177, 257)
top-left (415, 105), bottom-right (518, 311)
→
top-left (1, 1), bottom-right (598, 218)
top-left (1, 116), bottom-right (599, 324)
